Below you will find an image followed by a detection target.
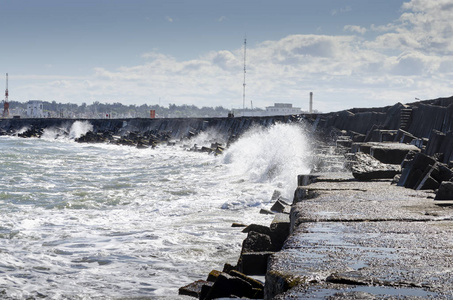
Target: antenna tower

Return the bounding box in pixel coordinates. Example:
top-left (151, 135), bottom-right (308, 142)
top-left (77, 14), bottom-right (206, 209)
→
top-left (3, 73), bottom-right (9, 118)
top-left (242, 38), bottom-right (246, 113)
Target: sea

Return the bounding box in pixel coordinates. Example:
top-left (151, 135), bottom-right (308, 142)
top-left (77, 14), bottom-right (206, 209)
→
top-left (0, 121), bottom-right (312, 299)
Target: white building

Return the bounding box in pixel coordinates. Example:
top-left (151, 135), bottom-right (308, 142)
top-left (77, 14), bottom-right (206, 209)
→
top-left (264, 103), bottom-right (302, 116)
top-left (27, 100), bottom-right (45, 118)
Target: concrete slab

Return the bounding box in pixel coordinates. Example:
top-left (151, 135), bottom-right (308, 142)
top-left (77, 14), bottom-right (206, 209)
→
top-left (266, 172), bottom-right (453, 299)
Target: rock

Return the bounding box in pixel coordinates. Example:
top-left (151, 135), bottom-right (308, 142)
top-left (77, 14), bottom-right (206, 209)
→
top-left (178, 280), bottom-right (213, 298)
top-left (269, 213), bottom-right (290, 251)
top-left (229, 270), bottom-right (264, 290)
top-left (242, 224), bottom-right (272, 236)
top-left (270, 199), bottom-right (291, 214)
top-left (237, 252), bottom-right (273, 275)
top-left (206, 270), bottom-right (221, 282)
top-left (231, 222), bottom-right (247, 227)
top-left (434, 181), bottom-right (453, 200)
top-left (222, 263), bottom-right (236, 273)
top-left (203, 272), bottom-right (254, 299)
top-left (352, 152), bottom-right (401, 181)
top-left (242, 231), bottom-right (273, 253)
top-left (297, 174), bottom-right (316, 186)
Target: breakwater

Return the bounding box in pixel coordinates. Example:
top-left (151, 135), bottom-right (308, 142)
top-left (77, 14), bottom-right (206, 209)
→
top-left (0, 115), bottom-right (306, 141)
top-left (3, 96), bottom-right (453, 299)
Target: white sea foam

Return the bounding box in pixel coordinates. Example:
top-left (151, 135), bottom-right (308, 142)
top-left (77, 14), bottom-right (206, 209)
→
top-left (0, 123), bottom-right (312, 299)
top-left (223, 123), bottom-right (312, 198)
top-left (69, 120), bottom-right (93, 139)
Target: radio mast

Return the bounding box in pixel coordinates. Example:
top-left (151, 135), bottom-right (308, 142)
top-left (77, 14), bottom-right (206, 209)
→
top-left (3, 73), bottom-right (9, 118)
top-left (242, 38), bottom-right (246, 114)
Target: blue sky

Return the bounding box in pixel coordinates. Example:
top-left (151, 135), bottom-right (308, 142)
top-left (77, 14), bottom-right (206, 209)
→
top-left (1, 0), bottom-right (452, 112)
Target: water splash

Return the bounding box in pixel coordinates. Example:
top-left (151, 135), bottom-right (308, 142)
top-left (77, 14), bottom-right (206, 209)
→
top-left (222, 123), bottom-right (312, 198)
top-left (69, 121), bottom-right (93, 139)
top-left (187, 129), bottom-right (226, 149)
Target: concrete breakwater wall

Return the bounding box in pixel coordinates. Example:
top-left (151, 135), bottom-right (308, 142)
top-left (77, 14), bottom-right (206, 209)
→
top-left (0, 115), bottom-right (304, 141)
top-left (316, 95), bottom-right (453, 138)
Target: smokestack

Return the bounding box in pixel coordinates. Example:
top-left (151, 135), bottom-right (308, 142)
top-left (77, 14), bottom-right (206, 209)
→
top-left (309, 92), bottom-right (313, 114)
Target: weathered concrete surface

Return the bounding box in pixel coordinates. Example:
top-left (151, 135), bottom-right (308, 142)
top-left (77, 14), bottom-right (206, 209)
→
top-left (352, 142), bottom-right (420, 165)
top-left (266, 173), bottom-right (453, 299)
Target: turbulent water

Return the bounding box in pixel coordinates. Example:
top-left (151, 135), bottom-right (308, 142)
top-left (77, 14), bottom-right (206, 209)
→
top-left (0, 122), bottom-right (311, 299)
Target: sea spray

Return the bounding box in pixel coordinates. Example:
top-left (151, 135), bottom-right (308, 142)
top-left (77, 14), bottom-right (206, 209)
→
top-left (40, 121), bottom-right (93, 140)
top-left (69, 121), bottom-right (93, 139)
top-left (222, 123), bottom-right (312, 198)
top-left (187, 128), bottom-right (226, 148)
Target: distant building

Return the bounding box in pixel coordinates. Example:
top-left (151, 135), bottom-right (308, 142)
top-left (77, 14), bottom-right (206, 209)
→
top-left (27, 100), bottom-right (45, 118)
top-left (264, 103), bottom-right (302, 116)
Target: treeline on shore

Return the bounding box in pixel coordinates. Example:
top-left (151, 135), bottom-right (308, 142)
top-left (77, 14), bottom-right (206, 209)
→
top-left (7, 100), bottom-right (238, 118)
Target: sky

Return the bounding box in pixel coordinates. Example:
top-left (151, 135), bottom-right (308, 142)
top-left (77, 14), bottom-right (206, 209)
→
top-left (1, 0), bottom-right (453, 112)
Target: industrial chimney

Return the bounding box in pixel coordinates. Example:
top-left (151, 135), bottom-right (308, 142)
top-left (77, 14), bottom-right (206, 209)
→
top-left (309, 92), bottom-right (313, 114)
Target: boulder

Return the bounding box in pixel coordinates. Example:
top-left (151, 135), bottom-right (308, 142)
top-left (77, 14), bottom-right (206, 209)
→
top-left (269, 213), bottom-right (290, 251)
top-left (237, 252), bottom-right (273, 275)
top-left (241, 231), bottom-right (273, 253)
top-left (270, 199), bottom-right (291, 214)
top-left (203, 272), bottom-right (255, 299)
top-left (434, 181), bottom-right (453, 200)
top-left (242, 224), bottom-right (272, 236)
top-left (178, 280), bottom-right (213, 298)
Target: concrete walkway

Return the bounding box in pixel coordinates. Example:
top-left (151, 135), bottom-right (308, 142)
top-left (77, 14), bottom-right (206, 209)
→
top-left (266, 173), bottom-right (453, 299)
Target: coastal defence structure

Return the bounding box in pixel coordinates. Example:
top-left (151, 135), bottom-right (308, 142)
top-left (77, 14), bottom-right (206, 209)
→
top-left (2, 96), bottom-right (453, 298)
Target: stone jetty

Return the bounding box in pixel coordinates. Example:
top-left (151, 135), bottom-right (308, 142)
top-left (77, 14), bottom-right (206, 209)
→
top-left (2, 96), bottom-right (453, 299)
top-left (180, 96), bottom-right (453, 299)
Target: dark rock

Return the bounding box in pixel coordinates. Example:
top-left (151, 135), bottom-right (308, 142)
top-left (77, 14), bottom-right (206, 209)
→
top-left (203, 272), bottom-right (254, 299)
top-left (242, 224), bottom-right (272, 236)
top-left (297, 174), bottom-right (316, 186)
top-left (237, 252), bottom-right (273, 275)
top-left (229, 270), bottom-right (264, 290)
top-left (293, 187), bottom-right (320, 203)
top-left (269, 213), bottom-right (290, 251)
top-left (178, 280), bottom-right (213, 298)
top-left (222, 263), bottom-right (236, 273)
top-left (206, 270), bottom-right (221, 282)
top-left (231, 222), bottom-right (247, 228)
top-left (242, 231), bottom-right (273, 253)
top-left (434, 181), bottom-right (453, 200)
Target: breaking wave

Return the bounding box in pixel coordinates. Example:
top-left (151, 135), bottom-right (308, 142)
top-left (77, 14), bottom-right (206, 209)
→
top-left (222, 123), bottom-right (312, 198)
top-left (69, 121), bottom-right (93, 139)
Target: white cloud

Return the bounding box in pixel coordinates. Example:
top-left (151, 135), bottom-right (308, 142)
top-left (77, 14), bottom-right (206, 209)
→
top-left (331, 6), bottom-right (352, 16)
top-left (9, 0), bottom-right (453, 112)
top-left (165, 16), bottom-right (173, 22)
top-left (344, 25), bottom-right (367, 35)
top-left (218, 16), bottom-right (227, 22)
top-left (370, 0), bottom-right (453, 54)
